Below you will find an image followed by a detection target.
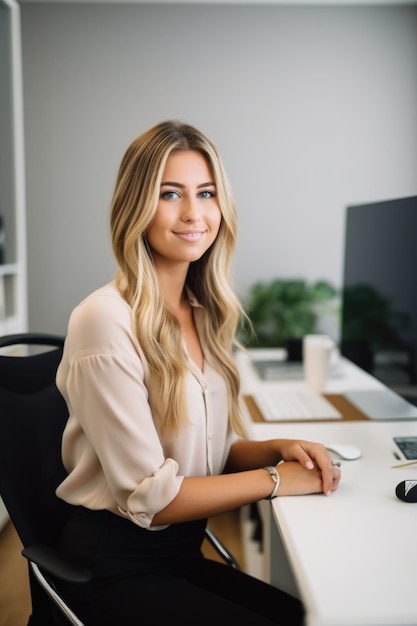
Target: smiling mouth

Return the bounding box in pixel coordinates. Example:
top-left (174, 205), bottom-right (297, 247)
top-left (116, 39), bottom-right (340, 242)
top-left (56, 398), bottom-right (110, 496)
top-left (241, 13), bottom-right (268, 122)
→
top-left (174, 231), bottom-right (205, 240)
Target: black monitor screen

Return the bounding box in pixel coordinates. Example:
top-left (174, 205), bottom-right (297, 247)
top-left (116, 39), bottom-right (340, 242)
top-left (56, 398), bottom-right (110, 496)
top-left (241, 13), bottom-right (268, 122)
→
top-left (340, 195), bottom-right (417, 406)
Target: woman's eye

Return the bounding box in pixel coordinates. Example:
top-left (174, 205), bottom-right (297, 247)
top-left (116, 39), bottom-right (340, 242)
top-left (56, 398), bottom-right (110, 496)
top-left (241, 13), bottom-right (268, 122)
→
top-left (161, 190), bottom-right (180, 200)
top-left (198, 190), bottom-right (215, 199)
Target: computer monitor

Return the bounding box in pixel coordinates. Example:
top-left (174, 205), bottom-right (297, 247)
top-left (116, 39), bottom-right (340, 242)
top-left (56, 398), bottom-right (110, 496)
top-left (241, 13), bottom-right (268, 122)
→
top-left (340, 195), bottom-right (417, 407)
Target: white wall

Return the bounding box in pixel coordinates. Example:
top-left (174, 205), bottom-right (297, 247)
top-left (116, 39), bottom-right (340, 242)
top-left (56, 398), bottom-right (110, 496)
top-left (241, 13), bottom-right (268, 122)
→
top-left (20, 3), bottom-right (417, 337)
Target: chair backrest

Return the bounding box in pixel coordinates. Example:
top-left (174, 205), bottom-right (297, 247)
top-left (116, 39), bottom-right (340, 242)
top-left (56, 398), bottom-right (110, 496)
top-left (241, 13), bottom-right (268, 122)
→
top-left (0, 333), bottom-right (73, 549)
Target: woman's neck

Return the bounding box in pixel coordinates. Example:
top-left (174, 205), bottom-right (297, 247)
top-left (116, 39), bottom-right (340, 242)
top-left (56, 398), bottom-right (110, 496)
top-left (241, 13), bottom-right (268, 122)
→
top-left (156, 263), bottom-right (189, 314)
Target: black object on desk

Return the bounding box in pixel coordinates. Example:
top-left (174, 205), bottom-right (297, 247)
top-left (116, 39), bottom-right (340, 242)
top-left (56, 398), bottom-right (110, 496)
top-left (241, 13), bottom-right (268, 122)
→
top-left (395, 480), bottom-right (417, 503)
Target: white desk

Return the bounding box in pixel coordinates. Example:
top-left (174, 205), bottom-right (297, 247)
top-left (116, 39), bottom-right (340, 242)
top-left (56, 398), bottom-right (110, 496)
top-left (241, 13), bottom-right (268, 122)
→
top-left (236, 350), bottom-right (417, 626)
top-left (236, 347), bottom-right (386, 398)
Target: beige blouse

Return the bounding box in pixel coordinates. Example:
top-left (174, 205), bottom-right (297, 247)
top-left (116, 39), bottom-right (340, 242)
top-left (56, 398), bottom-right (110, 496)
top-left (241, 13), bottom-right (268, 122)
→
top-left (56, 283), bottom-right (239, 530)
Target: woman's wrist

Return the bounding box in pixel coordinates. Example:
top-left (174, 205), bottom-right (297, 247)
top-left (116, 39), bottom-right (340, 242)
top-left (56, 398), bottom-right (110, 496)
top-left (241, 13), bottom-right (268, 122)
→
top-left (263, 466), bottom-right (280, 500)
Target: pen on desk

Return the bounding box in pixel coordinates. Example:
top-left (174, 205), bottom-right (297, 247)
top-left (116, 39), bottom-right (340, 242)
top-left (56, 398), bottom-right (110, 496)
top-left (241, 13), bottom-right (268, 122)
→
top-left (391, 460), bottom-right (417, 468)
top-left (393, 451), bottom-right (401, 461)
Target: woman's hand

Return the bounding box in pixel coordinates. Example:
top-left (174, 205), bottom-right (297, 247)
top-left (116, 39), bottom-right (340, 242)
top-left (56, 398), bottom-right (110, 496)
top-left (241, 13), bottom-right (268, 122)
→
top-left (276, 439), bottom-right (341, 496)
top-left (275, 459), bottom-right (340, 496)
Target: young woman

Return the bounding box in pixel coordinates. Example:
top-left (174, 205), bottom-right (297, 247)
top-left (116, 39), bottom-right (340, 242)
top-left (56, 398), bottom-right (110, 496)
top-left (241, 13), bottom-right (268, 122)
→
top-left (55, 120), bottom-right (341, 625)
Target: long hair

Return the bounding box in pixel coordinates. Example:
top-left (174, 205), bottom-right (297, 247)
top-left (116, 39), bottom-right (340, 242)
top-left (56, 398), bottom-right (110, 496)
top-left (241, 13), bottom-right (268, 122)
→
top-left (110, 120), bottom-right (247, 436)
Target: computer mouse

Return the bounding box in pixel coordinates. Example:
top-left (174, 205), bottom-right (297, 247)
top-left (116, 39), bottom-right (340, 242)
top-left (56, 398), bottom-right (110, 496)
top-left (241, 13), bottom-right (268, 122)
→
top-left (325, 443), bottom-right (362, 460)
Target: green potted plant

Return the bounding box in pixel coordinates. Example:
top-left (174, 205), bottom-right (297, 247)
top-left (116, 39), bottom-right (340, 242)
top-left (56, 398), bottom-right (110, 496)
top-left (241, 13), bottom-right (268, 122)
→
top-left (240, 278), bottom-right (338, 350)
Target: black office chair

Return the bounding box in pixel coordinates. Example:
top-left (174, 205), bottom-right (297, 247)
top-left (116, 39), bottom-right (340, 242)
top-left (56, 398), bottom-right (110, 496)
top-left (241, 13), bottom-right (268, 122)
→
top-left (0, 333), bottom-right (240, 626)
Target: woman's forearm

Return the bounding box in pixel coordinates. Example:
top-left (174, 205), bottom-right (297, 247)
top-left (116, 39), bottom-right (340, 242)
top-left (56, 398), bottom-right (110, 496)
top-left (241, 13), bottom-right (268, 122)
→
top-left (151, 457), bottom-right (338, 527)
top-left (151, 468), bottom-right (274, 526)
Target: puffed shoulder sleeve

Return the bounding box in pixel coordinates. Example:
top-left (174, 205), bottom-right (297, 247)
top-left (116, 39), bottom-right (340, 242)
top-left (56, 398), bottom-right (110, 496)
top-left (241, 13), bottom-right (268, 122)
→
top-left (56, 287), bottom-right (183, 529)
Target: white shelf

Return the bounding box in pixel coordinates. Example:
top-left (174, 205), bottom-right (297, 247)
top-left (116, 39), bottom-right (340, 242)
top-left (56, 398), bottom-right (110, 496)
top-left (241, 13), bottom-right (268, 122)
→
top-left (0, 262), bottom-right (21, 275)
top-left (0, 0), bottom-right (27, 529)
top-left (0, 0), bottom-right (27, 337)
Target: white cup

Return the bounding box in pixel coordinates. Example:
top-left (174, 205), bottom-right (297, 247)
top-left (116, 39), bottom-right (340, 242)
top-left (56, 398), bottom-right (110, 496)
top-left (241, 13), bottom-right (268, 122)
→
top-left (302, 334), bottom-right (335, 393)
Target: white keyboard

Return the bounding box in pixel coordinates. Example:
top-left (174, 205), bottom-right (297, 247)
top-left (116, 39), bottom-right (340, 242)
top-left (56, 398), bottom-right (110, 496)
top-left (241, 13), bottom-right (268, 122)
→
top-left (253, 388), bottom-right (343, 421)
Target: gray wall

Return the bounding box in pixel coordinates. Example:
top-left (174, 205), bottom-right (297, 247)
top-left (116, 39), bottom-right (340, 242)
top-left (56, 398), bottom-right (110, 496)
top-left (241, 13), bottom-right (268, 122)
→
top-left (20, 3), bottom-right (417, 337)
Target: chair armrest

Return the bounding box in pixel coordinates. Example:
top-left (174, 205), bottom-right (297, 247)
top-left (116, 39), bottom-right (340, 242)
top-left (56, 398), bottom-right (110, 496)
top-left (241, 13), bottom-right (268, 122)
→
top-left (22, 544), bottom-right (92, 584)
top-left (23, 532), bottom-right (239, 583)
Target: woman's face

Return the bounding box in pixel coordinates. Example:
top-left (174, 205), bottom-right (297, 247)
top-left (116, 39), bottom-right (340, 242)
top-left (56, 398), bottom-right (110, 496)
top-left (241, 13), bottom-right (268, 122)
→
top-left (146, 150), bottom-right (222, 269)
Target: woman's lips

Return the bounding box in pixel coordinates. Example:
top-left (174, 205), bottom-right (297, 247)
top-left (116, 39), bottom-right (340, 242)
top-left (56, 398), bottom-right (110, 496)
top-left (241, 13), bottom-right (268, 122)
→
top-left (174, 230), bottom-right (205, 241)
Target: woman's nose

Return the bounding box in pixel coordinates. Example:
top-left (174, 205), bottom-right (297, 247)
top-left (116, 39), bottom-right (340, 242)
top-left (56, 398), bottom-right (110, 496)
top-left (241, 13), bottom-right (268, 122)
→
top-left (181, 196), bottom-right (200, 220)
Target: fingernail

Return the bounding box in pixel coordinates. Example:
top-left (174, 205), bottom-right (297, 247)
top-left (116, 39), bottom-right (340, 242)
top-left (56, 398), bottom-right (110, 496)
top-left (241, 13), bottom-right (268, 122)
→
top-left (306, 461), bottom-right (314, 469)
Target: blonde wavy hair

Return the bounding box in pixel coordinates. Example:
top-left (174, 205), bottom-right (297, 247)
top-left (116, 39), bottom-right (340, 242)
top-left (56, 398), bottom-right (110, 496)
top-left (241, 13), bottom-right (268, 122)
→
top-left (111, 120), bottom-right (247, 437)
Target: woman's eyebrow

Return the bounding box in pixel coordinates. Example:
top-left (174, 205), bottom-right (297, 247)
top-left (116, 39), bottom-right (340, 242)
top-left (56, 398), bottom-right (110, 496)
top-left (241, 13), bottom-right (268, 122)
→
top-left (198, 182), bottom-right (216, 189)
top-left (160, 181), bottom-right (215, 189)
top-left (160, 182), bottom-right (184, 189)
